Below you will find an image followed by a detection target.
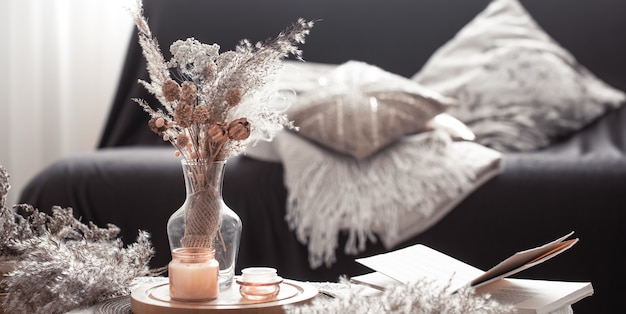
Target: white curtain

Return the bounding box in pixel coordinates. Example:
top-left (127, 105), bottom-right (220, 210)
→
top-left (0, 0), bottom-right (133, 207)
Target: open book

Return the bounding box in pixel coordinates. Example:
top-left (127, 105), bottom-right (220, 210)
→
top-left (352, 232), bottom-right (593, 314)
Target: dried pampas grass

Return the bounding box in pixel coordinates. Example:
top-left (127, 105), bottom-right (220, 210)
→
top-left (286, 278), bottom-right (515, 314)
top-left (0, 165), bottom-right (158, 314)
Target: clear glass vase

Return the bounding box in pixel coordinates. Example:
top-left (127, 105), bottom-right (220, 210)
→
top-left (167, 160), bottom-right (242, 290)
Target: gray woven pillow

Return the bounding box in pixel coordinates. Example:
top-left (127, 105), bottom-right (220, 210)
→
top-left (288, 61), bottom-right (455, 159)
top-left (413, 0), bottom-right (625, 152)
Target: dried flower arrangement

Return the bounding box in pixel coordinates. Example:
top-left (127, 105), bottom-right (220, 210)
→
top-left (0, 165), bottom-right (157, 314)
top-left (128, 0), bottom-right (313, 249)
top-left (286, 278), bottom-right (515, 314)
top-left (130, 0), bottom-right (312, 162)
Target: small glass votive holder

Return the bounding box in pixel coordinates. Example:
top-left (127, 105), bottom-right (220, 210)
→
top-left (236, 267), bottom-right (283, 301)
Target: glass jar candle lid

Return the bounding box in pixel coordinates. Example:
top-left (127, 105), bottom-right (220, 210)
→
top-left (240, 267), bottom-right (281, 284)
top-left (237, 267), bottom-right (283, 301)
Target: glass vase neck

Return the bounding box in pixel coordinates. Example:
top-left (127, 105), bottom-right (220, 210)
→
top-left (181, 160), bottom-right (226, 196)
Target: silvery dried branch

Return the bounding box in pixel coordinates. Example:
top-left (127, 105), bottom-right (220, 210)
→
top-left (0, 165), bottom-right (158, 313)
top-left (0, 205), bottom-right (120, 257)
top-left (285, 277), bottom-right (515, 314)
top-left (2, 228), bottom-right (155, 314)
top-left (0, 205), bottom-right (157, 314)
top-left (129, 0), bottom-right (313, 173)
top-left (0, 165), bottom-right (9, 209)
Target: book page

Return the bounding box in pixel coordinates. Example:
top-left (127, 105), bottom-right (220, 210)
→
top-left (355, 232), bottom-right (578, 293)
top-left (355, 244), bottom-right (483, 292)
top-left (350, 272), bottom-right (400, 291)
top-left (471, 232), bottom-right (578, 287)
top-left (353, 232), bottom-right (591, 311)
top-left (476, 278), bottom-right (593, 314)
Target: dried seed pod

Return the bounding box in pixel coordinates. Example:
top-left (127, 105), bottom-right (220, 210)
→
top-left (148, 118), bottom-right (168, 134)
top-left (174, 99), bottom-right (193, 128)
top-left (227, 118), bottom-right (251, 141)
top-left (162, 80), bottom-right (181, 102)
top-left (208, 122), bottom-right (228, 143)
top-left (180, 81), bottom-right (197, 105)
top-left (192, 105), bottom-right (211, 124)
top-left (176, 134), bottom-right (190, 147)
top-left (224, 88), bottom-right (243, 108)
top-left (202, 62), bottom-right (217, 80)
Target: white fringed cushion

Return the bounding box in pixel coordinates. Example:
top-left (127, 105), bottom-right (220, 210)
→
top-left (288, 61), bottom-right (455, 159)
top-left (270, 130), bottom-right (502, 268)
top-left (413, 0), bottom-right (626, 152)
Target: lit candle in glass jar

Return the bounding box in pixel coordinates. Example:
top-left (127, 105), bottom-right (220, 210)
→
top-left (169, 247), bottom-right (219, 301)
top-left (237, 267), bottom-right (282, 301)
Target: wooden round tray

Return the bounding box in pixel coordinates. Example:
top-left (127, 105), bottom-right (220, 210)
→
top-left (131, 278), bottom-right (318, 313)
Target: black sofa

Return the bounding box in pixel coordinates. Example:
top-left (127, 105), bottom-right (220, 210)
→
top-left (19, 1), bottom-right (626, 312)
